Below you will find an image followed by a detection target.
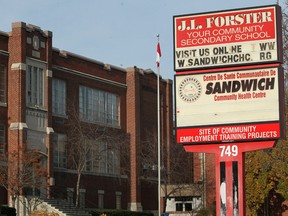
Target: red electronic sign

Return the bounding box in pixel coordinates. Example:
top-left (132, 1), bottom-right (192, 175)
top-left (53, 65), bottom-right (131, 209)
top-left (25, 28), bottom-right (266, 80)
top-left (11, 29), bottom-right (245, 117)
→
top-left (173, 5), bottom-right (282, 71)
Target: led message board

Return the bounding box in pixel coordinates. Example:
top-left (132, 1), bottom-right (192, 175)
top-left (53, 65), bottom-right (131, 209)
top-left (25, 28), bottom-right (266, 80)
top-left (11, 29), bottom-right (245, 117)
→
top-left (173, 5), bottom-right (282, 71)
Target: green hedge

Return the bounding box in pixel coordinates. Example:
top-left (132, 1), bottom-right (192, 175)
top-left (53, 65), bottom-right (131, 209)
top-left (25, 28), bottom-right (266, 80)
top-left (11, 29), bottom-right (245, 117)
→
top-left (90, 209), bottom-right (154, 216)
top-left (0, 206), bottom-right (16, 216)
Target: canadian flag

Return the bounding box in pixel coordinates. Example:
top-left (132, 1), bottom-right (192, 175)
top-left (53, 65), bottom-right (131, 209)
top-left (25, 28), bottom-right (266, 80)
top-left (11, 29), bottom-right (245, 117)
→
top-left (156, 41), bottom-right (161, 68)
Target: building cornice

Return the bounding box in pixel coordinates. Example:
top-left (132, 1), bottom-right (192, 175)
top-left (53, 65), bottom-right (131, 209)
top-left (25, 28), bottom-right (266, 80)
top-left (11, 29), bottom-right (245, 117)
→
top-left (52, 47), bottom-right (126, 73)
top-left (52, 65), bottom-right (127, 88)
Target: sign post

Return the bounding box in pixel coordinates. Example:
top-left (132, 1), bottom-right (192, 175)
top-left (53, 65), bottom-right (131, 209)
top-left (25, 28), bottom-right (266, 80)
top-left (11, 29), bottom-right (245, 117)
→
top-left (173, 5), bottom-right (284, 216)
top-left (183, 141), bottom-right (276, 215)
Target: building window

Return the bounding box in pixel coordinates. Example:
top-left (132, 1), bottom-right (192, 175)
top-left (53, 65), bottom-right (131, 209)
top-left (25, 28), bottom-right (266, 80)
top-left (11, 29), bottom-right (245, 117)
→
top-left (0, 124), bottom-right (5, 158)
top-left (176, 203), bottom-right (183, 211)
top-left (85, 140), bottom-right (120, 175)
top-left (26, 61), bottom-right (46, 108)
top-left (67, 188), bottom-right (74, 204)
top-left (33, 36), bottom-right (39, 50)
top-left (52, 78), bottom-right (66, 116)
top-left (185, 203), bottom-right (192, 211)
top-left (116, 192), bottom-right (122, 209)
top-left (79, 189), bottom-right (86, 208)
top-left (0, 64), bottom-right (6, 104)
top-left (107, 148), bottom-right (119, 174)
top-left (27, 130), bottom-right (46, 154)
top-left (98, 190), bottom-right (104, 209)
top-left (79, 86), bottom-right (119, 126)
top-left (53, 134), bottom-right (67, 168)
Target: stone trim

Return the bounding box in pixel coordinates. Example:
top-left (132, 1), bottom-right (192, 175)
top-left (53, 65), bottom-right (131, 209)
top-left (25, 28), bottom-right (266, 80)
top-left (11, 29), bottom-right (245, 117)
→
top-left (10, 122), bottom-right (28, 130)
top-left (11, 63), bottom-right (26, 71)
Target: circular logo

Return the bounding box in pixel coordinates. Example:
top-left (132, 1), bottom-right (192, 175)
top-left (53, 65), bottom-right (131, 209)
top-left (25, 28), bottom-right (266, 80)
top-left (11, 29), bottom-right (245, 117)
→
top-left (178, 77), bottom-right (202, 103)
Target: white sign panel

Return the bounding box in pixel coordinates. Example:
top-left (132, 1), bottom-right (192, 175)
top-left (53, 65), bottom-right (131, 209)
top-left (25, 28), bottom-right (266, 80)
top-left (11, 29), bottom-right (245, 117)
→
top-left (173, 5), bottom-right (281, 71)
top-left (175, 67), bottom-right (280, 127)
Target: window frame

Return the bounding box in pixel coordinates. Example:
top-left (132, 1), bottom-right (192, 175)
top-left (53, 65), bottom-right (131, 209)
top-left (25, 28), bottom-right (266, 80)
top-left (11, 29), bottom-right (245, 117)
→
top-left (85, 140), bottom-right (120, 175)
top-left (116, 192), bottom-right (122, 210)
top-left (98, 190), bottom-right (104, 209)
top-left (53, 133), bottom-right (67, 169)
top-left (79, 85), bottom-right (120, 127)
top-left (0, 124), bottom-right (5, 158)
top-left (0, 64), bottom-right (7, 104)
top-left (26, 60), bottom-right (46, 109)
top-left (52, 78), bottom-right (67, 116)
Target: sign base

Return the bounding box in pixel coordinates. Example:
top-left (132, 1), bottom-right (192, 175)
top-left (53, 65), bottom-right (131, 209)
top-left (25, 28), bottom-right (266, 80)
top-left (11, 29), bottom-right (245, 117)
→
top-left (184, 140), bottom-right (276, 216)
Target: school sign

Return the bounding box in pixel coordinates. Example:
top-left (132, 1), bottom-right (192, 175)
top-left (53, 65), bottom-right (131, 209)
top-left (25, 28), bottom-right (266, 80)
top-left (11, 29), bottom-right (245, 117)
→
top-left (173, 5), bottom-right (282, 71)
top-left (173, 5), bottom-right (284, 145)
top-left (173, 5), bottom-right (284, 216)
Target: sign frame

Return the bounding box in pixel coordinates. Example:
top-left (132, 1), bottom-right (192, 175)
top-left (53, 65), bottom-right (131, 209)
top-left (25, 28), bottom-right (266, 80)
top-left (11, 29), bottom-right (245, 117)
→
top-left (174, 65), bottom-right (285, 145)
top-left (173, 5), bottom-right (282, 71)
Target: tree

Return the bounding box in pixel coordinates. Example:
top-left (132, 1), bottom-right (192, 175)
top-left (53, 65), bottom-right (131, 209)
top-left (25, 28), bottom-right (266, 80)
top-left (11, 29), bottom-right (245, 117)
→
top-left (245, 140), bottom-right (288, 215)
top-left (141, 130), bottom-right (203, 214)
top-left (66, 105), bottom-right (129, 207)
top-left (0, 146), bottom-right (47, 211)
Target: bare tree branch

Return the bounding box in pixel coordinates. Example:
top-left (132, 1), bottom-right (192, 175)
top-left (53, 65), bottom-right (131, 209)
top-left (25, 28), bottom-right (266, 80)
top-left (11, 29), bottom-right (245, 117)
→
top-left (140, 129), bottom-right (203, 213)
top-left (65, 102), bottom-right (129, 207)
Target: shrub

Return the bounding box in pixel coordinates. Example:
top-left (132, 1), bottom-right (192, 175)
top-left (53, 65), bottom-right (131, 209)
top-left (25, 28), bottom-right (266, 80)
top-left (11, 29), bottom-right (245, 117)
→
top-left (91, 209), bottom-right (153, 216)
top-left (29, 210), bottom-right (59, 216)
top-left (196, 205), bottom-right (216, 216)
top-left (0, 206), bottom-right (16, 216)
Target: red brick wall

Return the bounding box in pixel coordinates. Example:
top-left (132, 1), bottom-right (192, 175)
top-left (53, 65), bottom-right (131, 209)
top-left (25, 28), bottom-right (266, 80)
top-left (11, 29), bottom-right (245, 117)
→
top-left (8, 22), bottom-right (27, 126)
top-left (126, 67), bottom-right (141, 205)
top-left (1, 21), bottom-right (176, 212)
top-left (205, 153), bottom-right (216, 207)
top-left (53, 171), bottom-right (129, 209)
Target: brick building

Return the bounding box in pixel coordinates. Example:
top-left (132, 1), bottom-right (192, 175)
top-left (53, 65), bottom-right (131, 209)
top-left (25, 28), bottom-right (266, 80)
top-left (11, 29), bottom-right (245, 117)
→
top-left (0, 22), bottom-right (215, 214)
top-left (0, 21), bottom-right (173, 211)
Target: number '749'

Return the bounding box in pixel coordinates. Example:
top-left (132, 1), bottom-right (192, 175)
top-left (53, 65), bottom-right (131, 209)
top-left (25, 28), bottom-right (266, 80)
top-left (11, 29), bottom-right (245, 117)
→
top-left (219, 145), bottom-right (238, 157)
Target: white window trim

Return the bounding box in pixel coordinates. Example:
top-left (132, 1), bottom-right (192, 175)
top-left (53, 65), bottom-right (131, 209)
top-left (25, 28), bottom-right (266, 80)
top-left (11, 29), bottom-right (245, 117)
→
top-left (26, 59), bottom-right (47, 109)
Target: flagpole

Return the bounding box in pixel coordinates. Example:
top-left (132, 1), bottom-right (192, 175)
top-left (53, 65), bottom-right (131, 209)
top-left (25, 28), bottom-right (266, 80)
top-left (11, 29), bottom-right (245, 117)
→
top-left (156, 34), bottom-right (161, 216)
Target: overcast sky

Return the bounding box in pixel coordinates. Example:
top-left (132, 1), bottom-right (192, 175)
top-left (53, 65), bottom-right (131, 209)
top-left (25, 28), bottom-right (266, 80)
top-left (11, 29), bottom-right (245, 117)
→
top-left (0, 0), bottom-right (280, 80)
